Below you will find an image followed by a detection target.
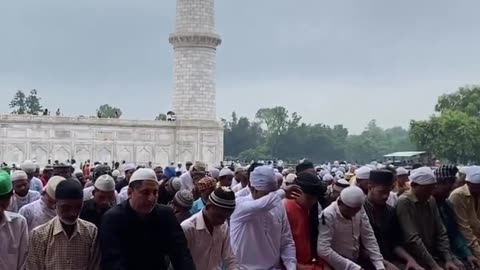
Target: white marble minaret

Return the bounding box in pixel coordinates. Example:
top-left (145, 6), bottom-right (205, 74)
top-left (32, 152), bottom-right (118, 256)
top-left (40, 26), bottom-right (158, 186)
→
top-left (169, 0), bottom-right (222, 121)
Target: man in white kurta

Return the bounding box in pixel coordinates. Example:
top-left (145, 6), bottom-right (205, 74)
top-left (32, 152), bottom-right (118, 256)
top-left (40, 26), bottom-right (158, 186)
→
top-left (318, 186), bottom-right (385, 270)
top-left (0, 170), bottom-right (29, 270)
top-left (230, 165), bottom-right (297, 270)
top-left (18, 176), bottom-right (66, 231)
top-left (8, 170), bottom-right (41, 213)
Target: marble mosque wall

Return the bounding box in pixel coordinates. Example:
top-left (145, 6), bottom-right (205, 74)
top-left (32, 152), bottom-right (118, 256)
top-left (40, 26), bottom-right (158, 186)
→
top-left (0, 114), bottom-right (224, 168)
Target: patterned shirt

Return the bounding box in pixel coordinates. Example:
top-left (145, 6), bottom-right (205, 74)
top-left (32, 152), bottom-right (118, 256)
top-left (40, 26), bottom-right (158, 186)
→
top-left (26, 216), bottom-right (100, 270)
top-left (18, 198), bottom-right (56, 232)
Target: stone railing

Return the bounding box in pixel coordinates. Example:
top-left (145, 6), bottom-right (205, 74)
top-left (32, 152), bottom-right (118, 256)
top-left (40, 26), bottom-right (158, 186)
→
top-left (0, 114), bottom-right (223, 129)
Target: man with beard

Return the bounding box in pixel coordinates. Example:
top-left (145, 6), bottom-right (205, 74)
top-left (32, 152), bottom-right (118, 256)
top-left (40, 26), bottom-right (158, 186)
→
top-left (100, 168), bottom-right (195, 270)
top-left (19, 176), bottom-right (66, 232)
top-left (80, 174), bottom-right (116, 227)
top-left (27, 179), bottom-right (100, 270)
top-left (8, 170), bottom-right (41, 212)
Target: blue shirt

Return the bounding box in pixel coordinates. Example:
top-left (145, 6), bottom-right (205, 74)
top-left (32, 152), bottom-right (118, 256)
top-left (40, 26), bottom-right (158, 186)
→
top-left (190, 198), bottom-right (206, 215)
top-left (29, 177), bottom-right (44, 193)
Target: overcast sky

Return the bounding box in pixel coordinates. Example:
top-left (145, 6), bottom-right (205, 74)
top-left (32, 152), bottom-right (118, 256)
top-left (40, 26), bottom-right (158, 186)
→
top-left (1, 0), bottom-right (479, 134)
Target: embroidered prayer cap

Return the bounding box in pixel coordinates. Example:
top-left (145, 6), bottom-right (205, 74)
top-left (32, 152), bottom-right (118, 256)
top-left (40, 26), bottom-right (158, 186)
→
top-left (11, 170), bottom-right (28, 182)
top-left (130, 168), bottom-right (158, 184)
top-left (354, 166), bottom-right (372, 180)
top-left (174, 190), bottom-right (194, 208)
top-left (197, 176), bottom-right (217, 192)
top-left (46, 176), bottom-right (66, 199)
top-left (408, 166), bottom-right (436, 185)
top-left (396, 167), bottom-right (408, 176)
top-left (208, 186), bottom-right (236, 210)
top-left (95, 174), bottom-right (116, 192)
top-left (466, 166), bottom-right (480, 184)
top-left (250, 165), bottom-right (277, 191)
top-left (219, 168), bottom-right (234, 178)
top-left (434, 165), bottom-right (459, 182)
top-left (0, 170), bottom-right (13, 196)
top-left (339, 186), bottom-right (365, 208)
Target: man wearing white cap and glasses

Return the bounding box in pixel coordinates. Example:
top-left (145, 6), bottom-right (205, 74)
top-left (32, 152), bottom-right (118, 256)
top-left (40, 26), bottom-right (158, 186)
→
top-left (99, 168), bottom-right (195, 270)
top-left (449, 165), bottom-right (480, 259)
top-left (80, 174), bottom-right (117, 227)
top-left (318, 186), bottom-right (385, 270)
top-left (230, 165), bottom-right (301, 270)
top-left (8, 170), bottom-right (41, 213)
top-left (396, 167), bottom-right (458, 270)
top-left (18, 176), bottom-right (66, 232)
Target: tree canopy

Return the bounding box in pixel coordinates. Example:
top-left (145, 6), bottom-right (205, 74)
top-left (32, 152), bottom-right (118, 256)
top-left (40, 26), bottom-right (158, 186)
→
top-left (96, 104), bottom-right (122, 118)
top-left (9, 89), bottom-right (43, 115)
top-left (224, 107), bottom-right (414, 163)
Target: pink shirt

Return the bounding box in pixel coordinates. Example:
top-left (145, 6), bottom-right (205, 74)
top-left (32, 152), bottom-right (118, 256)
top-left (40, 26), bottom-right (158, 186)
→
top-left (181, 211), bottom-right (238, 270)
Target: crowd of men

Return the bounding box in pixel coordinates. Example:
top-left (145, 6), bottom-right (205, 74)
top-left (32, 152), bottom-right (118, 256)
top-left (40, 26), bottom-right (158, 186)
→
top-left (2, 158), bottom-right (480, 270)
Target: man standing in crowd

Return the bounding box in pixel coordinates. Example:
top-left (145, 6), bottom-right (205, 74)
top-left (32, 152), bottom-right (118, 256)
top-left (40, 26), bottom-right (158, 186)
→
top-left (40, 165), bottom-right (54, 186)
top-left (230, 165), bottom-right (300, 270)
top-left (115, 163), bottom-right (135, 192)
top-left (394, 167), bottom-right (410, 196)
top-left (363, 170), bottom-right (423, 270)
top-left (318, 186), bottom-right (385, 270)
top-left (8, 170), bottom-right (41, 212)
top-left (232, 167), bottom-right (248, 193)
top-left (180, 161), bottom-right (207, 192)
top-left (284, 172), bottom-right (329, 270)
top-left (191, 176), bottom-right (216, 215)
top-left (100, 168), bottom-right (195, 270)
top-left (396, 167), bottom-right (458, 270)
top-left (19, 176), bottom-right (66, 232)
top-left (154, 166), bottom-right (164, 181)
top-left (52, 163), bottom-right (74, 181)
top-left (449, 165), bottom-right (480, 259)
top-left (433, 165), bottom-right (480, 268)
top-left (172, 190), bottom-right (194, 223)
top-left (354, 166), bottom-right (372, 195)
top-left (27, 179), bottom-right (100, 270)
top-left (80, 174), bottom-right (116, 227)
top-left (181, 187), bottom-right (238, 270)
top-left (21, 160), bottom-right (43, 193)
top-left (0, 170), bottom-right (28, 270)
top-left (218, 167), bottom-right (234, 187)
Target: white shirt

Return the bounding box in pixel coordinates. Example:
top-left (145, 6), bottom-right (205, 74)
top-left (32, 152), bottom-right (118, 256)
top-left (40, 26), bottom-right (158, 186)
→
top-left (387, 192), bottom-right (398, 207)
top-left (181, 211), bottom-right (238, 270)
top-left (180, 172), bottom-right (194, 191)
top-left (18, 198), bottom-right (56, 232)
top-left (8, 191), bottom-right (41, 213)
top-left (232, 183), bottom-right (244, 193)
top-left (317, 202), bottom-right (385, 270)
top-left (231, 178), bottom-right (238, 188)
top-left (0, 211), bottom-right (28, 270)
top-left (234, 186), bottom-right (251, 198)
top-left (230, 190), bottom-right (296, 270)
top-left (117, 186), bottom-right (129, 204)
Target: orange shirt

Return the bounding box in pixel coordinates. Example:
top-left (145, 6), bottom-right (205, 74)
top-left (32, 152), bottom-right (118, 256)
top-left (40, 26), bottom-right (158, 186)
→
top-left (284, 199), bottom-right (329, 270)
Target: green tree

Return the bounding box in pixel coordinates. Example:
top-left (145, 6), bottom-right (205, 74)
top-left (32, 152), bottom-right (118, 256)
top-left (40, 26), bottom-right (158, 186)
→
top-left (96, 104), bottom-right (122, 118)
top-left (25, 89), bottom-right (43, 115)
top-left (9, 90), bottom-right (27, 114)
top-left (223, 112), bottom-right (264, 158)
top-left (155, 113), bottom-right (167, 121)
top-left (435, 85), bottom-right (480, 117)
